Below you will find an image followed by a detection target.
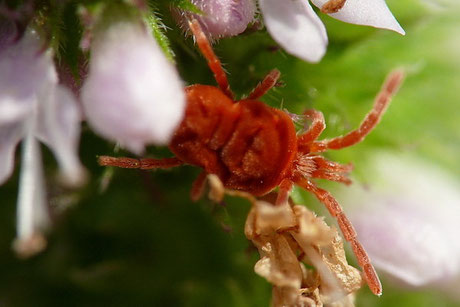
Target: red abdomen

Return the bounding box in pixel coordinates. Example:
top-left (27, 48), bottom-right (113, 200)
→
top-left (169, 85), bottom-right (297, 195)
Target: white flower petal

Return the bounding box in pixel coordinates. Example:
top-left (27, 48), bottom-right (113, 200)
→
top-left (0, 29), bottom-right (56, 185)
top-left (35, 83), bottom-right (86, 187)
top-left (0, 30), bottom-right (51, 113)
top-left (311, 0), bottom-right (405, 35)
top-left (260, 0), bottom-right (328, 63)
top-left (16, 132), bottom-right (49, 245)
top-left (0, 122), bottom-right (27, 184)
top-left (82, 19), bottom-right (186, 154)
top-left (341, 153), bottom-right (460, 286)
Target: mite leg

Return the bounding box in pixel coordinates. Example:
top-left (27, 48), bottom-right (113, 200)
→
top-left (310, 156), bottom-right (353, 185)
top-left (310, 156), bottom-right (353, 173)
top-left (310, 169), bottom-right (352, 185)
top-left (310, 70), bottom-right (404, 153)
top-left (190, 171), bottom-right (208, 202)
top-left (98, 156), bottom-right (183, 170)
top-left (297, 109), bottom-right (326, 152)
top-left (188, 19), bottom-right (234, 100)
top-left (295, 177), bottom-right (382, 296)
top-left (247, 69), bottom-right (281, 100)
top-left (276, 179), bottom-right (293, 206)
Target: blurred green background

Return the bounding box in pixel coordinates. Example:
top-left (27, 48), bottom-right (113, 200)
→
top-left (1, 0), bottom-right (459, 306)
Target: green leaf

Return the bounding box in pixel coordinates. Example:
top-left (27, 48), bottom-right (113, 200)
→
top-left (170, 0), bottom-right (203, 14)
top-left (145, 12), bottom-right (175, 62)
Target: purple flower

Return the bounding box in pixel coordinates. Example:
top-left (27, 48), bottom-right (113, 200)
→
top-left (259, 0), bottom-right (405, 62)
top-left (81, 17), bottom-right (186, 154)
top-left (339, 153), bottom-right (460, 288)
top-left (175, 0), bottom-right (257, 38)
top-left (0, 27), bottom-right (85, 256)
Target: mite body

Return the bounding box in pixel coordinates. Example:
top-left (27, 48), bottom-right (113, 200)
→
top-left (170, 85), bottom-right (297, 196)
top-left (99, 19), bottom-right (404, 296)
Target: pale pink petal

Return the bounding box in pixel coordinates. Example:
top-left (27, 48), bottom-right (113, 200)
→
top-left (341, 153), bottom-right (460, 286)
top-left (35, 83), bottom-right (86, 187)
top-left (0, 123), bottom-right (26, 184)
top-left (82, 19), bottom-right (186, 154)
top-left (0, 30), bottom-right (50, 113)
top-left (311, 0), bottom-right (405, 35)
top-left (259, 0), bottom-right (328, 63)
top-left (15, 132), bottom-right (49, 250)
top-left (0, 18), bottom-right (17, 53)
top-left (0, 30), bottom-right (49, 184)
top-left (176, 0), bottom-right (256, 38)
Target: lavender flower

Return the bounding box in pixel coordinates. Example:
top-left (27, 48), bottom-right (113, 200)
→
top-left (340, 153), bottom-right (460, 288)
top-left (259, 0), bottom-right (405, 62)
top-left (81, 16), bottom-right (186, 154)
top-left (0, 27), bottom-right (85, 256)
top-left (175, 0), bottom-right (257, 38)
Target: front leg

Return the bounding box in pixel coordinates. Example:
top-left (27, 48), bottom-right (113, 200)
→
top-left (276, 178), bottom-right (293, 206)
top-left (98, 156), bottom-right (183, 170)
top-left (247, 69), bottom-right (281, 100)
top-left (297, 109), bottom-right (326, 153)
top-left (311, 70), bottom-right (404, 153)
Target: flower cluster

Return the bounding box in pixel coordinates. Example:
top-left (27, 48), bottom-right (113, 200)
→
top-left (176, 0), bottom-right (404, 62)
top-left (0, 2), bottom-right (186, 256)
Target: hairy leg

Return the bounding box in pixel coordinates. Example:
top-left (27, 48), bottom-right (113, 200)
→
top-left (295, 176), bottom-right (382, 296)
top-left (98, 156), bottom-right (183, 170)
top-left (276, 178), bottom-right (293, 206)
top-left (310, 169), bottom-right (352, 185)
top-left (188, 19), bottom-right (234, 99)
top-left (309, 155), bottom-right (353, 184)
top-left (297, 109), bottom-right (326, 153)
top-left (247, 69), bottom-right (281, 100)
top-left (311, 70), bottom-right (404, 153)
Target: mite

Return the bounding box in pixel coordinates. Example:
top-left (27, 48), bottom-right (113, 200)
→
top-left (99, 19), bottom-right (404, 296)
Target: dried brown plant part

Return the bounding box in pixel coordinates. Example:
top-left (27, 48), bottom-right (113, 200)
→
top-left (207, 174), bottom-right (258, 203)
top-left (327, 293), bottom-right (357, 307)
top-left (273, 286), bottom-right (323, 307)
top-left (321, 0), bottom-right (347, 14)
top-left (206, 173), bottom-right (226, 202)
top-left (254, 234), bottom-right (304, 303)
top-left (206, 176), bottom-right (361, 306)
top-left (245, 199), bottom-right (361, 306)
top-left (245, 203), bottom-right (305, 306)
top-left (290, 206), bottom-right (362, 303)
top-left (320, 234), bottom-right (362, 295)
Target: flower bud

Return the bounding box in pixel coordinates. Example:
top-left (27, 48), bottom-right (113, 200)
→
top-left (82, 16), bottom-right (185, 153)
top-left (175, 0), bottom-right (256, 38)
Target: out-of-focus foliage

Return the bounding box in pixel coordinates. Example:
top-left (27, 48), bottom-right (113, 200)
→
top-left (0, 0), bottom-right (459, 306)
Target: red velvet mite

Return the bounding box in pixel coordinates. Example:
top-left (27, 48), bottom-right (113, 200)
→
top-left (99, 19), bottom-right (404, 296)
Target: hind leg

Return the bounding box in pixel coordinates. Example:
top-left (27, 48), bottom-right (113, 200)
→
top-left (294, 176), bottom-right (382, 296)
top-left (188, 19), bottom-right (234, 99)
top-left (311, 70), bottom-right (404, 153)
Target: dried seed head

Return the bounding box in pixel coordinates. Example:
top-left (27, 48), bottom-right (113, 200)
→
top-left (206, 175), bottom-right (362, 306)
